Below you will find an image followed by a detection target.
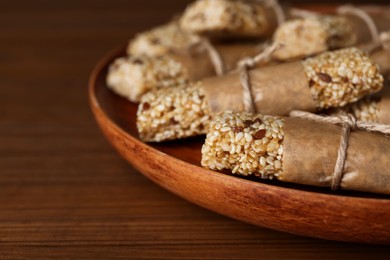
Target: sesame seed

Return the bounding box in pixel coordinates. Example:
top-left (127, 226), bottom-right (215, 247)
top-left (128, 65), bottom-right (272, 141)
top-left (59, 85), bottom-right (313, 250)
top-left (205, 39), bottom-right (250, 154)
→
top-left (244, 133), bottom-right (253, 142)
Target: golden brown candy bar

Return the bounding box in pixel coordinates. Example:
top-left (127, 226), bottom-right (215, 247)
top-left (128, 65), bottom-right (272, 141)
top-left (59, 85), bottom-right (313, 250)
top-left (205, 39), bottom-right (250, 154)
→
top-left (201, 111), bottom-right (284, 178)
top-left (202, 111), bottom-right (390, 195)
top-left (127, 22), bottom-right (201, 57)
top-left (272, 16), bottom-right (356, 60)
top-left (107, 56), bottom-right (188, 102)
top-left (180, 0), bottom-right (284, 39)
top-left (137, 84), bottom-right (211, 142)
top-left (330, 87), bottom-right (390, 124)
top-left (137, 48), bottom-right (383, 142)
top-left (273, 6), bottom-right (390, 61)
top-left (108, 42), bottom-right (265, 102)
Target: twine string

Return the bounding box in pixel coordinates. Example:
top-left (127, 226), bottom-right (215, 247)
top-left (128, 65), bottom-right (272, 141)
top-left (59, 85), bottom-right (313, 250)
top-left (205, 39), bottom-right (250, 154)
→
top-left (331, 113), bottom-right (355, 190)
top-left (237, 42), bottom-right (284, 113)
top-left (290, 110), bottom-right (390, 190)
top-left (240, 64), bottom-right (256, 113)
top-left (337, 4), bottom-right (379, 43)
top-left (200, 38), bottom-right (225, 76)
top-left (238, 41), bottom-right (283, 69)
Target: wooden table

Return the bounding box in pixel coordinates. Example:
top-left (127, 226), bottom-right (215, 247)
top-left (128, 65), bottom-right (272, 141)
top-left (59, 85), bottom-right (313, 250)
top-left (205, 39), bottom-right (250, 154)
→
top-left (1, 0), bottom-right (390, 258)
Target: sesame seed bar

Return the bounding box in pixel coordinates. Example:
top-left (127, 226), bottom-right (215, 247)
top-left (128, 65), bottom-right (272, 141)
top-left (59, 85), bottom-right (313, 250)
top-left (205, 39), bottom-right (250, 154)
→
top-left (108, 42), bottom-right (265, 102)
top-left (201, 111), bottom-right (390, 195)
top-left (330, 87), bottom-right (390, 124)
top-left (272, 16), bottom-right (356, 60)
top-left (341, 96), bottom-right (380, 123)
top-left (137, 84), bottom-right (211, 142)
top-left (303, 48), bottom-right (383, 109)
top-left (106, 56), bottom-right (189, 102)
top-left (180, 0), bottom-right (280, 39)
top-left (137, 48), bottom-right (383, 142)
top-left (127, 22), bottom-right (201, 57)
top-left (201, 111), bottom-right (284, 179)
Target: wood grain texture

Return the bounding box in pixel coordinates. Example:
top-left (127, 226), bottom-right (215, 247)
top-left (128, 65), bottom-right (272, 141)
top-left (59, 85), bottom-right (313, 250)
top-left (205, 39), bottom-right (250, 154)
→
top-left (2, 0), bottom-right (390, 259)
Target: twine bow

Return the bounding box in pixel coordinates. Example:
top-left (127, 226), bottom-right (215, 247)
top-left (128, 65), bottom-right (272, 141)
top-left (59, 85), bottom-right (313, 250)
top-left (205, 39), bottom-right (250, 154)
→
top-left (290, 110), bottom-right (390, 190)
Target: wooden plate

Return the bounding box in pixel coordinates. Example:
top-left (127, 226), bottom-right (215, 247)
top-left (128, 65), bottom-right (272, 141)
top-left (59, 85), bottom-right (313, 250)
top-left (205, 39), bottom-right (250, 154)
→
top-left (89, 46), bottom-right (390, 244)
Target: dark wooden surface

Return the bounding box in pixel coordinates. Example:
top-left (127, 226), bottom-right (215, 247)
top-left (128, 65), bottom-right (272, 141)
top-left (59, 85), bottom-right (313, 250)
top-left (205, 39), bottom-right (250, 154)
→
top-left (1, 0), bottom-right (390, 259)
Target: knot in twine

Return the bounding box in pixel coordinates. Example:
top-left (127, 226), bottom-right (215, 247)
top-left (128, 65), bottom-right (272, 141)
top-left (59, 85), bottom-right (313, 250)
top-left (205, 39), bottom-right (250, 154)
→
top-left (337, 4), bottom-right (379, 43)
top-left (290, 110), bottom-right (390, 190)
top-left (237, 42), bottom-right (284, 113)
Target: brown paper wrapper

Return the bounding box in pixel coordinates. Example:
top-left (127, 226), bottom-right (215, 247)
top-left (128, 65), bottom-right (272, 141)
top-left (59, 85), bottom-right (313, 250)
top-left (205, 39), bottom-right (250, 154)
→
top-left (377, 87), bottom-right (390, 124)
top-left (170, 43), bottom-right (263, 80)
top-left (202, 61), bottom-right (317, 116)
top-left (282, 117), bottom-right (390, 195)
top-left (370, 49), bottom-right (390, 77)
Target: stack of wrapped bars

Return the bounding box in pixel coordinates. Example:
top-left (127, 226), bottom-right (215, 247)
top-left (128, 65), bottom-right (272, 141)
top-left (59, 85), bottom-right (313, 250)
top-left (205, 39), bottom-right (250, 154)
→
top-left (105, 0), bottom-right (390, 195)
top-left (107, 0), bottom-right (288, 102)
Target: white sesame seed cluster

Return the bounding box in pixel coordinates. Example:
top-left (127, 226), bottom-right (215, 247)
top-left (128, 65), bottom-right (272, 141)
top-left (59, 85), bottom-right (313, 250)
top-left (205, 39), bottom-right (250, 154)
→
top-left (137, 83), bottom-right (211, 142)
top-left (106, 56), bottom-right (189, 102)
top-left (201, 111), bottom-right (284, 179)
top-left (127, 22), bottom-right (201, 57)
top-left (302, 47), bottom-right (384, 109)
top-left (180, 0), bottom-right (268, 38)
top-left (273, 16), bottom-right (356, 60)
top-left (344, 97), bottom-right (380, 123)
